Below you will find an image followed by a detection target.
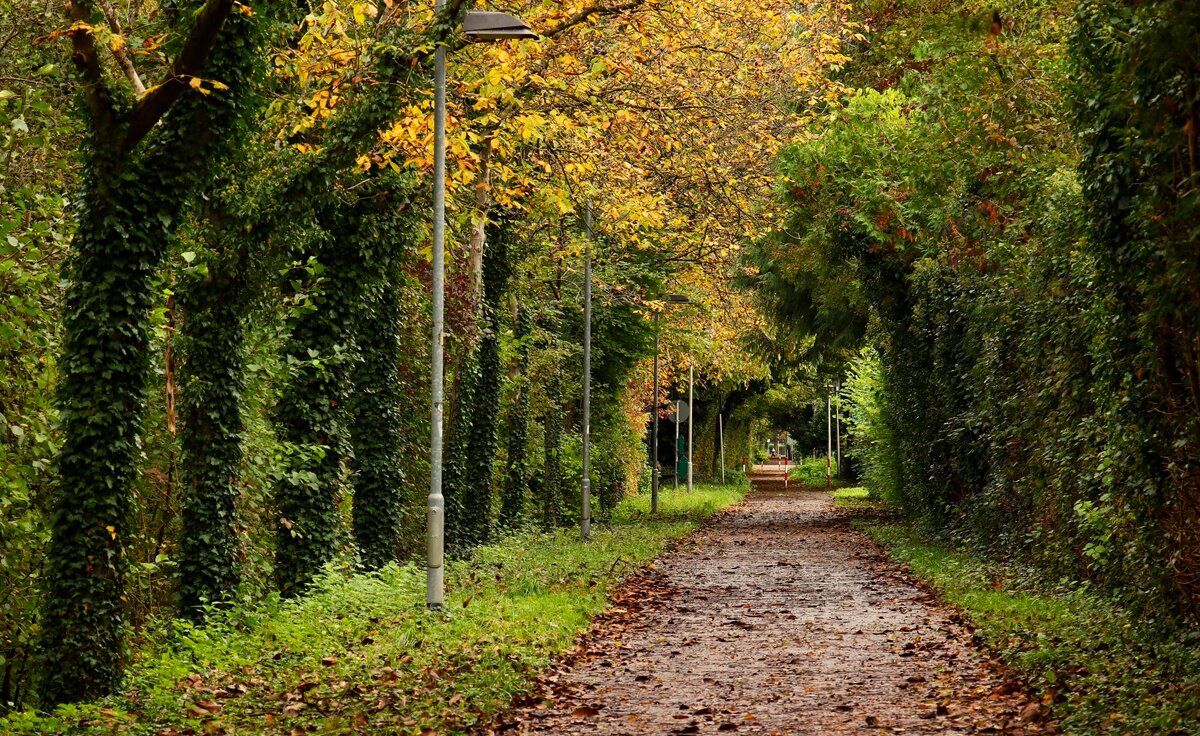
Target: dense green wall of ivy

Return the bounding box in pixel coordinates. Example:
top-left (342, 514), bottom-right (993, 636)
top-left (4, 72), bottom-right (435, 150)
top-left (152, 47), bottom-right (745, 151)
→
top-left (754, 0), bottom-right (1200, 619)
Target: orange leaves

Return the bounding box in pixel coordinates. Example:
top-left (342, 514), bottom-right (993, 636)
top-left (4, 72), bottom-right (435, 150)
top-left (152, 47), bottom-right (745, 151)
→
top-left (259, 0), bottom-right (855, 384)
top-left (188, 76), bottom-right (230, 96)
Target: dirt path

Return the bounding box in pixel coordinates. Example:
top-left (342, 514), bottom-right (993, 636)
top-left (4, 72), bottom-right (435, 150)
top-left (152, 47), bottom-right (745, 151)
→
top-left (494, 469), bottom-right (1052, 735)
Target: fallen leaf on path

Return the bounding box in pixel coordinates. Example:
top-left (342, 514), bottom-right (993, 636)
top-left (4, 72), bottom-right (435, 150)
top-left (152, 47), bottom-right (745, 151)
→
top-left (571, 706), bottom-right (600, 718)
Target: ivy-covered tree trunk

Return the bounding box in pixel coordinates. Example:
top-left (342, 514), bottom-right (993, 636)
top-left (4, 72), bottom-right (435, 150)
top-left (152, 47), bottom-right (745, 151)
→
top-left (500, 305), bottom-right (533, 528)
top-left (442, 343), bottom-right (481, 553)
top-left (349, 181), bottom-right (417, 570)
top-left (348, 273), bottom-right (405, 569)
top-left (273, 226), bottom-right (360, 597)
top-left (453, 217), bottom-right (515, 548)
top-left (176, 252), bottom-right (249, 617)
top-left (37, 1), bottom-right (261, 704)
top-left (40, 168), bottom-right (175, 704)
top-left (593, 397), bottom-right (628, 518)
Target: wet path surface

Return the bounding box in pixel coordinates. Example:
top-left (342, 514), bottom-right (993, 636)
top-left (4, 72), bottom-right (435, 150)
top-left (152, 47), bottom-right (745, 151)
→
top-left (495, 470), bottom-right (1051, 735)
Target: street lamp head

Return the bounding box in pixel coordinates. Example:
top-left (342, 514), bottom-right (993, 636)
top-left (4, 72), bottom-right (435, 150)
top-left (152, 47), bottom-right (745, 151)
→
top-left (463, 10), bottom-right (538, 41)
top-left (664, 293), bottom-right (690, 304)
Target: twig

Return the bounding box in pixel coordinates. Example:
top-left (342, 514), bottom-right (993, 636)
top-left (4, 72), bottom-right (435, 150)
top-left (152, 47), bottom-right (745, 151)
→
top-left (543, 0), bottom-right (647, 39)
top-left (99, 0), bottom-right (146, 95)
top-left (0, 26), bottom-right (22, 59)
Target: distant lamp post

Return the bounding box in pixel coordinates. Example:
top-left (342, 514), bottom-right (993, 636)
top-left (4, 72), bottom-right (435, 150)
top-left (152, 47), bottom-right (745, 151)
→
top-left (427, 4), bottom-right (537, 610)
top-left (651, 294), bottom-right (689, 514)
top-left (687, 356), bottom-right (694, 493)
top-left (825, 384), bottom-right (833, 488)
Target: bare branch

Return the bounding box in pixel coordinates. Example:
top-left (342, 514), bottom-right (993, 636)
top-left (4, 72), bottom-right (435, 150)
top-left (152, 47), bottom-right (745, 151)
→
top-left (99, 0), bottom-right (146, 95)
top-left (122, 0), bottom-right (235, 156)
top-left (0, 25), bottom-right (22, 59)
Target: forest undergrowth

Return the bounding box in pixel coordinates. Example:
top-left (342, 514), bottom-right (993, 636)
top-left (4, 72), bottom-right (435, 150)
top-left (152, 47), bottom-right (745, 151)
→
top-left (0, 484), bottom-right (745, 735)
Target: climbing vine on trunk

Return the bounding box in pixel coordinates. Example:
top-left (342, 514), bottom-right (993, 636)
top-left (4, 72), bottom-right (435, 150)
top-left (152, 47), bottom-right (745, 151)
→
top-left (500, 305), bottom-right (533, 528)
top-left (349, 175), bottom-right (420, 571)
top-left (37, 1), bottom-right (269, 704)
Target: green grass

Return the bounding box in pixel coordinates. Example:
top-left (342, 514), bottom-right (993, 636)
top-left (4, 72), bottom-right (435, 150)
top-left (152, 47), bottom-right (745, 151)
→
top-left (862, 521), bottom-right (1200, 735)
top-left (2, 483), bottom-right (746, 735)
top-left (829, 486), bottom-right (888, 512)
top-left (786, 457), bottom-right (837, 485)
top-left (830, 487), bottom-right (869, 500)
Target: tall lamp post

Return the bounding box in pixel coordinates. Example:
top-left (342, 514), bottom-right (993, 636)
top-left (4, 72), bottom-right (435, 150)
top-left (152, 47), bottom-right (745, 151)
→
top-left (427, 7), bottom-right (536, 609)
top-left (581, 203), bottom-right (593, 539)
top-left (834, 379), bottom-right (842, 481)
top-left (651, 294), bottom-right (689, 513)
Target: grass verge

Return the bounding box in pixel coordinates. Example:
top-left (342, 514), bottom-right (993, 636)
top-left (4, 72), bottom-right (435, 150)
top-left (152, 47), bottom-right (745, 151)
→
top-left (786, 457), bottom-right (838, 485)
top-left (3, 483), bottom-right (746, 735)
top-left (829, 486), bottom-right (884, 511)
top-left (862, 521), bottom-right (1200, 735)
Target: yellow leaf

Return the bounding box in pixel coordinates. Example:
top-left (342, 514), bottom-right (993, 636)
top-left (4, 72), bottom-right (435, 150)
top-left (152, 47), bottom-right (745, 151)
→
top-left (106, 525), bottom-right (117, 540)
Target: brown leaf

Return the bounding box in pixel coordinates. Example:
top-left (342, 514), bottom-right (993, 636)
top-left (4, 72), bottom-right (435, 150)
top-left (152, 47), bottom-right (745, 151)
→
top-left (864, 715), bottom-right (879, 726)
top-left (571, 705), bottom-right (601, 719)
top-left (1019, 702), bottom-right (1043, 722)
top-left (321, 656), bottom-right (338, 667)
top-left (187, 699), bottom-right (222, 717)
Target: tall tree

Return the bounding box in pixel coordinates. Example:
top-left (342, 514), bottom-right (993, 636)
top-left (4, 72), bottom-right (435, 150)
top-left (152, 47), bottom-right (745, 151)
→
top-left (38, 0), bottom-right (267, 704)
top-left (453, 215), bottom-right (516, 547)
top-left (349, 174), bottom-right (419, 571)
top-left (500, 304), bottom-right (533, 528)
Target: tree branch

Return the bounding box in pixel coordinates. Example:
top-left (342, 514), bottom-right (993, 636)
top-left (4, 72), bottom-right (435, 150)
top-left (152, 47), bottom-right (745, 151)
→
top-left (0, 25), bottom-right (22, 59)
top-left (122, 0), bottom-right (235, 156)
top-left (64, 0), bottom-right (117, 137)
top-left (543, 0), bottom-right (647, 39)
top-left (99, 0), bottom-right (146, 95)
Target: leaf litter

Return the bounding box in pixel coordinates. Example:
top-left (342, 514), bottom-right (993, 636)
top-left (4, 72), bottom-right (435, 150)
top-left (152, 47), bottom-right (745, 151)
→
top-left (489, 470), bottom-right (1054, 735)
